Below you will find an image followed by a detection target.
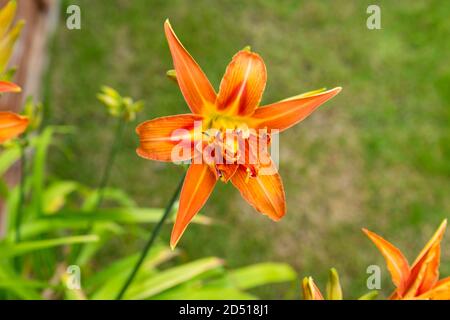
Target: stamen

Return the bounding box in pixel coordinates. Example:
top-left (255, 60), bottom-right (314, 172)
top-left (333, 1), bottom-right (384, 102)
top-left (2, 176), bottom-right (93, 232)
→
top-left (245, 167), bottom-right (251, 183)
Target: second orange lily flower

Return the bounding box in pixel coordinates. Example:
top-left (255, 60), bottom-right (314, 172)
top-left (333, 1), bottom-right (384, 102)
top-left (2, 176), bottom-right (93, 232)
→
top-left (364, 219), bottom-right (450, 300)
top-left (136, 20), bottom-right (341, 248)
top-left (0, 81), bottom-right (28, 143)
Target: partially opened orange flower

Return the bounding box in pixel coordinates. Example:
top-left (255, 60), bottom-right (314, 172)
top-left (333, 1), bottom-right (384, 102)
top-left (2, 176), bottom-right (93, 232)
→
top-left (363, 219), bottom-right (450, 300)
top-left (137, 20), bottom-right (341, 248)
top-left (0, 111), bottom-right (28, 143)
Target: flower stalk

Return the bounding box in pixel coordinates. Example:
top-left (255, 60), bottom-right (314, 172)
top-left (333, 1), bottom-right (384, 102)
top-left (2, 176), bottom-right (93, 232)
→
top-left (116, 172), bottom-right (186, 300)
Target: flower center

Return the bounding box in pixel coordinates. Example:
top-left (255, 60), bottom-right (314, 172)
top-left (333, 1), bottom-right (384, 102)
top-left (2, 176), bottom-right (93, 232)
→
top-left (198, 114), bottom-right (271, 181)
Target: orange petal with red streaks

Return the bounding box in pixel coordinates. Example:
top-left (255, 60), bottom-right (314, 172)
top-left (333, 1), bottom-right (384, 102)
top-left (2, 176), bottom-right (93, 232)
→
top-left (417, 277), bottom-right (450, 300)
top-left (170, 163), bottom-right (217, 249)
top-left (363, 228), bottom-right (410, 296)
top-left (164, 20), bottom-right (216, 114)
top-left (0, 111), bottom-right (28, 143)
top-left (406, 220), bottom-right (447, 296)
top-left (216, 50), bottom-right (267, 116)
top-left (231, 162), bottom-right (285, 221)
top-left (252, 87), bottom-right (341, 132)
top-left (136, 114), bottom-right (203, 162)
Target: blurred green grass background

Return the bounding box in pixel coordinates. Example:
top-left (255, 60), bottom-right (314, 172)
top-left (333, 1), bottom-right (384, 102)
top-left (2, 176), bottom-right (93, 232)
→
top-left (44, 0), bottom-right (450, 298)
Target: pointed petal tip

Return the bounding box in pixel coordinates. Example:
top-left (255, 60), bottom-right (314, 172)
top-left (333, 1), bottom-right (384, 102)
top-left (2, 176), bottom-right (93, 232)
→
top-left (170, 228), bottom-right (184, 251)
top-left (327, 86), bottom-right (342, 97)
top-left (0, 81), bottom-right (22, 93)
top-left (269, 209), bottom-right (285, 222)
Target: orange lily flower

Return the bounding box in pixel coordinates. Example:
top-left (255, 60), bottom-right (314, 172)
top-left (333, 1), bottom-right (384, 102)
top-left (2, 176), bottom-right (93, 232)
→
top-left (0, 81), bottom-right (26, 143)
top-left (363, 219), bottom-right (450, 300)
top-left (137, 20), bottom-right (341, 248)
top-left (0, 111), bottom-right (28, 143)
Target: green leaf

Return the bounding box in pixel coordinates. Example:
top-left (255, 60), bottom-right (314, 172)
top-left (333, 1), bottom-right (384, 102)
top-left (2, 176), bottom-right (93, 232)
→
top-left (0, 177), bottom-right (9, 199)
top-left (0, 262), bottom-right (42, 299)
top-left (30, 127), bottom-right (54, 217)
top-left (0, 145), bottom-right (20, 176)
top-left (0, 235), bottom-right (98, 258)
top-left (44, 207), bottom-right (213, 225)
top-left (90, 246), bottom-right (177, 300)
top-left (82, 188), bottom-right (136, 209)
top-left (227, 263), bottom-right (297, 290)
top-left (124, 257), bottom-right (224, 300)
top-left (42, 180), bottom-right (79, 214)
top-left (155, 287), bottom-right (257, 300)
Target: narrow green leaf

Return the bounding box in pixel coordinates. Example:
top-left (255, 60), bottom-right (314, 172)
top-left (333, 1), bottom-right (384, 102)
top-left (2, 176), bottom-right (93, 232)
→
top-left (125, 257), bottom-right (224, 300)
top-left (90, 247), bottom-right (176, 300)
top-left (0, 235), bottom-right (98, 258)
top-left (358, 291), bottom-right (379, 300)
top-left (155, 287), bottom-right (256, 300)
top-left (227, 263), bottom-right (297, 290)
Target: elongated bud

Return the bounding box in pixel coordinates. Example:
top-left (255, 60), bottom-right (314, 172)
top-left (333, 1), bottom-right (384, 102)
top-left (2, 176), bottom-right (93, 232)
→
top-left (302, 277), bottom-right (323, 300)
top-left (0, 0), bottom-right (17, 39)
top-left (326, 268), bottom-right (343, 300)
top-left (302, 277), bottom-right (314, 300)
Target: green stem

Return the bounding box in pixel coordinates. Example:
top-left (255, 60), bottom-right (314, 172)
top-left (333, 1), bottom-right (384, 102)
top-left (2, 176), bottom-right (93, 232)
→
top-left (95, 117), bottom-right (126, 207)
top-left (15, 143), bottom-right (27, 243)
top-left (71, 117), bottom-right (126, 262)
top-left (116, 173), bottom-right (185, 300)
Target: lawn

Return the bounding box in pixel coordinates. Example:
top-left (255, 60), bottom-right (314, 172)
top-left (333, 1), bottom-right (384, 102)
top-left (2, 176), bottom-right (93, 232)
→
top-left (44, 0), bottom-right (450, 298)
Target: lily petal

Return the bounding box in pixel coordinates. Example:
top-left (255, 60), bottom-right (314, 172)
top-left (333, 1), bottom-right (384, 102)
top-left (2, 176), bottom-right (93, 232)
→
top-left (411, 219), bottom-right (447, 270)
top-left (417, 277), bottom-right (450, 300)
top-left (407, 219), bottom-right (447, 296)
top-left (164, 20), bottom-right (216, 114)
top-left (0, 111), bottom-right (28, 143)
top-left (170, 163), bottom-right (217, 249)
top-left (251, 87), bottom-right (341, 132)
top-left (231, 162), bottom-right (285, 221)
top-left (363, 228), bottom-right (410, 296)
top-left (0, 80), bottom-right (21, 93)
top-left (216, 50), bottom-right (267, 116)
top-left (136, 114), bottom-right (203, 162)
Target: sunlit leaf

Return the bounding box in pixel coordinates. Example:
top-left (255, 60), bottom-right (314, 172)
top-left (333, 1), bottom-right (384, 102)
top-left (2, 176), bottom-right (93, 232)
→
top-left (0, 235), bottom-right (98, 258)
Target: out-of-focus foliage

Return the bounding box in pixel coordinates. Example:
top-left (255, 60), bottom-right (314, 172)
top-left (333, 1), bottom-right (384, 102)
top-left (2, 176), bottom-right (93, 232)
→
top-left (0, 0), bottom-right (24, 78)
top-left (0, 113), bottom-right (296, 300)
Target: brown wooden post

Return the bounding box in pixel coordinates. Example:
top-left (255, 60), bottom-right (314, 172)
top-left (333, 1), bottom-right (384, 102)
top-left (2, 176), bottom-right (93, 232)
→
top-left (0, 0), bottom-right (59, 236)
